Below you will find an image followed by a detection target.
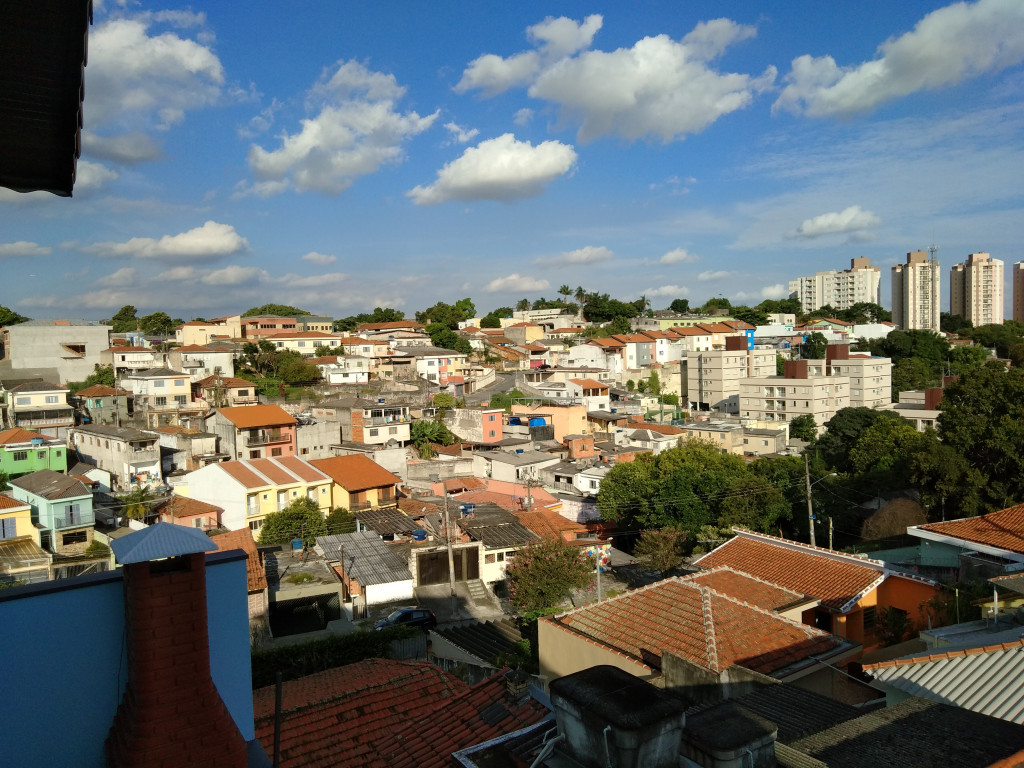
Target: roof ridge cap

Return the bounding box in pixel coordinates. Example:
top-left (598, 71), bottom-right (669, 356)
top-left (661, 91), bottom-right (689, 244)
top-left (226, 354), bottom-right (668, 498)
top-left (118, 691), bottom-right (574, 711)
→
top-left (732, 528), bottom-right (887, 571)
top-left (699, 586), bottom-right (720, 673)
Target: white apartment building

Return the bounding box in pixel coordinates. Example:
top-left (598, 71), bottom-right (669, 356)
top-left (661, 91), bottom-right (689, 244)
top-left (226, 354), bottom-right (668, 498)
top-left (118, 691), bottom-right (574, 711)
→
top-left (950, 252), bottom-right (1004, 327)
top-left (687, 340), bottom-right (776, 415)
top-left (789, 257), bottom-right (881, 314)
top-left (828, 352), bottom-right (892, 409)
top-left (892, 250), bottom-right (941, 332)
top-left (740, 359), bottom-right (849, 431)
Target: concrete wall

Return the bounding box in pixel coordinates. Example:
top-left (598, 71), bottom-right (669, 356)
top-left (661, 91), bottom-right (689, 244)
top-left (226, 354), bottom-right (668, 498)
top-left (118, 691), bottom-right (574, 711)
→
top-left (5, 323), bottom-right (111, 383)
top-left (538, 617), bottom-right (654, 684)
top-left (0, 553), bottom-right (254, 767)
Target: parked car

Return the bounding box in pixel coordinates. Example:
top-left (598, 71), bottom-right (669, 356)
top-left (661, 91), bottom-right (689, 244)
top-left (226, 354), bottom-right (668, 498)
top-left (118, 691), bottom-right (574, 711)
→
top-left (373, 607), bottom-right (437, 632)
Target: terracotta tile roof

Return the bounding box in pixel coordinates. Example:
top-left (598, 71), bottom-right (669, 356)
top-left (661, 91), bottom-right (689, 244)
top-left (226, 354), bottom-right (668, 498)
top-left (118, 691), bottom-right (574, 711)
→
top-left (0, 494), bottom-right (30, 511)
top-left (195, 375), bottom-right (255, 389)
top-left (398, 497), bottom-right (442, 517)
top-left (262, 330), bottom-right (341, 339)
top-left (75, 384), bottom-right (131, 397)
top-left (217, 461), bottom-right (275, 489)
top-left (682, 567), bottom-right (811, 611)
top-left (550, 577), bottom-right (837, 675)
top-left (443, 477), bottom-right (486, 493)
top-left (373, 671), bottom-right (549, 768)
top-left (309, 455), bottom-right (401, 491)
top-left (0, 427), bottom-right (49, 445)
top-left (696, 323), bottom-right (734, 334)
top-left (253, 659), bottom-right (467, 768)
top-left (626, 421), bottom-right (684, 435)
top-left (10, 380), bottom-right (65, 393)
top-left (693, 530), bottom-right (893, 612)
top-left (915, 504), bottom-right (1024, 555)
top-left (215, 404), bottom-right (296, 428)
top-left (667, 326), bottom-right (711, 336)
top-left (104, 345), bottom-right (153, 353)
top-left (152, 495), bottom-right (222, 521)
top-left (513, 507), bottom-right (586, 538)
top-left (569, 378), bottom-right (608, 389)
top-left (276, 456), bottom-right (330, 484)
top-left (249, 457), bottom-right (298, 486)
top-left (211, 528), bottom-right (267, 592)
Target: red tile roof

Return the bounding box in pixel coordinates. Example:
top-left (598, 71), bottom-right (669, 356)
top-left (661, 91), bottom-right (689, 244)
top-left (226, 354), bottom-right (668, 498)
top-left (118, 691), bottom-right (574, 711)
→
top-left (75, 385), bottom-right (131, 397)
top-left (211, 528), bottom-right (268, 592)
top-left (310, 455), bottom-right (401, 491)
top-left (682, 567), bottom-right (810, 611)
top-left (153, 495), bottom-right (222, 521)
top-left (694, 530), bottom-right (895, 612)
top-left (915, 504), bottom-right (1024, 555)
top-left (0, 494), bottom-right (30, 511)
top-left (276, 455), bottom-right (331, 484)
top-left (443, 477), bottom-right (486, 493)
top-left (262, 330), bottom-right (341, 339)
top-left (216, 404), bottom-right (296, 428)
top-left (550, 577), bottom-right (837, 674)
top-left (253, 659), bottom-right (467, 768)
top-left (372, 671), bottom-right (549, 768)
top-left (513, 507), bottom-right (586, 538)
top-left (0, 427), bottom-right (49, 445)
top-left (569, 378), bottom-right (609, 389)
top-left (249, 457), bottom-right (297, 486)
top-left (627, 421), bottom-right (684, 435)
top-left (195, 375), bottom-right (254, 389)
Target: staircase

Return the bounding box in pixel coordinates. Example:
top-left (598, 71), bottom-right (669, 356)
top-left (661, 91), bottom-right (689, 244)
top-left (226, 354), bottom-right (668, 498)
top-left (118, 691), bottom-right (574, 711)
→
top-left (466, 579), bottom-right (491, 606)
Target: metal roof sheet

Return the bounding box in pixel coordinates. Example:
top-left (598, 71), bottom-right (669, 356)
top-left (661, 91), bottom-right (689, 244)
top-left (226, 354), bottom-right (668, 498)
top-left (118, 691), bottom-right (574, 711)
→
top-left (317, 531), bottom-right (411, 586)
top-left (111, 522), bottom-right (218, 564)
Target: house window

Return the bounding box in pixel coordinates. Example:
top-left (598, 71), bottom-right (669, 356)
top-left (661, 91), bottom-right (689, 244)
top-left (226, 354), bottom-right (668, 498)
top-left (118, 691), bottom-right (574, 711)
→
top-left (154, 380), bottom-right (165, 387)
top-left (174, 395), bottom-right (187, 405)
top-left (238, 390), bottom-right (249, 397)
top-left (369, 428), bottom-right (379, 437)
top-left (174, 379), bottom-right (184, 387)
top-left (12, 451), bottom-right (27, 462)
top-left (94, 399), bottom-right (104, 408)
top-left (249, 519), bottom-right (263, 531)
top-left (488, 430), bottom-right (496, 438)
top-left (37, 451), bottom-right (46, 459)
top-left (15, 397), bottom-right (29, 405)
top-left (155, 396), bottom-right (167, 406)
top-left (45, 395), bottom-right (59, 404)
top-left (250, 451), bottom-right (261, 459)
top-left (0, 518), bottom-right (17, 539)
top-left (389, 427), bottom-right (397, 435)
top-left (271, 448), bottom-right (282, 457)
top-left (862, 606), bottom-right (877, 632)
top-left (496, 552), bottom-right (504, 562)
top-left (62, 531), bottom-right (88, 546)
top-left (485, 553), bottom-right (496, 564)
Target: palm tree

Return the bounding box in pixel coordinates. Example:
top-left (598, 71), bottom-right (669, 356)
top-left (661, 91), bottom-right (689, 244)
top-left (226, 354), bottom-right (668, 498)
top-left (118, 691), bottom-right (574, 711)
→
top-left (516, 298), bottom-right (530, 312)
top-left (558, 284), bottom-right (572, 304)
top-left (120, 485), bottom-right (156, 521)
top-left (574, 286), bottom-right (587, 305)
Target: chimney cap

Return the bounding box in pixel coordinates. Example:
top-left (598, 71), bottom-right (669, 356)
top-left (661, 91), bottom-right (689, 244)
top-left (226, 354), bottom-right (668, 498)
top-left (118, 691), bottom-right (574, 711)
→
top-left (111, 521), bottom-right (218, 564)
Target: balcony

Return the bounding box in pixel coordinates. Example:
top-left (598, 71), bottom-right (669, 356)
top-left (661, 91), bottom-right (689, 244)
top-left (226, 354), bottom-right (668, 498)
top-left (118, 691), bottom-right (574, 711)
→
top-left (364, 415), bottom-right (409, 426)
top-left (13, 409), bottom-right (74, 428)
top-left (246, 430), bottom-right (288, 446)
top-left (52, 511), bottom-right (95, 529)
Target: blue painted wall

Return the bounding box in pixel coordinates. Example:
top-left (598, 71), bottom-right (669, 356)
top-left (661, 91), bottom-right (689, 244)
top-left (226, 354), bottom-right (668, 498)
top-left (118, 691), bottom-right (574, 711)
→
top-left (0, 552), bottom-right (254, 768)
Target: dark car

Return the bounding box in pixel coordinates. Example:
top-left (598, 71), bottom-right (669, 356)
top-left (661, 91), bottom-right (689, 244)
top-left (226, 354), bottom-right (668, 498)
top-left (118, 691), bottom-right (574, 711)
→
top-left (373, 607), bottom-right (437, 632)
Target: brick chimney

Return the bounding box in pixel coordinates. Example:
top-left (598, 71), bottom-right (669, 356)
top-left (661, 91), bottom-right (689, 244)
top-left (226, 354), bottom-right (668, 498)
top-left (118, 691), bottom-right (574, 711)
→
top-left (106, 524), bottom-right (248, 768)
top-left (725, 335), bottom-right (747, 351)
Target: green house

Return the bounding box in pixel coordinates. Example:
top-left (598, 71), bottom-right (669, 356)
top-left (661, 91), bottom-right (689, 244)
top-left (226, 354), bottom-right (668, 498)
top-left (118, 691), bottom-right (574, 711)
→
top-left (0, 428), bottom-right (68, 478)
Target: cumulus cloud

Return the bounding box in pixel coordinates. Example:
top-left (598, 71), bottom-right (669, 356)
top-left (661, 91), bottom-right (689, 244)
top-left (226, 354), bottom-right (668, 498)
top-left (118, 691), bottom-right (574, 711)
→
top-left (408, 133), bottom-right (576, 205)
top-left (774, 0), bottom-right (1024, 117)
top-left (792, 205), bottom-right (880, 238)
top-left (82, 131), bottom-right (164, 164)
top-left (536, 245), bottom-right (613, 267)
top-left (301, 251), bottom-right (337, 265)
top-left (88, 15), bottom-right (223, 128)
top-left (643, 284), bottom-right (689, 297)
top-left (485, 273), bottom-right (550, 293)
top-left (514, 108), bottom-right (534, 126)
top-left (444, 121), bottom-right (480, 144)
top-left (456, 15), bottom-right (603, 96)
top-left (659, 248), bottom-right (699, 264)
top-left (458, 16), bottom-right (773, 142)
top-left (246, 60), bottom-right (438, 195)
top-left (202, 265), bottom-right (267, 286)
top-left (735, 284), bottom-right (788, 301)
top-left (75, 161), bottom-right (121, 192)
top-left (698, 270), bottom-right (732, 281)
top-left (84, 221), bottom-right (249, 261)
top-left (158, 266), bottom-right (198, 281)
top-left (103, 267), bottom-right (137, 286)
top-left (274, 272), bottom-right (348, 289)
top-left (0, 241), bottom-right (51, 257)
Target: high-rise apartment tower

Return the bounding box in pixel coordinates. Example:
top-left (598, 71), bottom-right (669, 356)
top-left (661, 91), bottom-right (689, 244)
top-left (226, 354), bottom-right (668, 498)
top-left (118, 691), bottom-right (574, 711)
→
top-left (950, 252), bottom-right (1003, 327)
top-left (892, 250), bottom-right (941, 332)
top-left (788, 257), bottom-right (881, 314)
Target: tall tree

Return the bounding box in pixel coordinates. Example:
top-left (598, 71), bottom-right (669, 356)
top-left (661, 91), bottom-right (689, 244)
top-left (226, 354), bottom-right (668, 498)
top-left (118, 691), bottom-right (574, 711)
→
top-left (557, 285), bottom-right (572, 304)
top-left (109, 305), bottom-right (139, 333)
top-left (632, 528), bottom-right (684, 573)
top-left (803, 331), bottom-right (828, 359)
top-left (258, 497), bottom-right (326, 546)
top-left (574, 286), bottom-right (587, 305)
top-left (505, 538), bottom-right (594, 617)
top-left (0, 305), bottom-right (29, 327)
top-left (669, 298), bottom-right (690, 314)
top-left (139, 311), bottom-right (174, 336)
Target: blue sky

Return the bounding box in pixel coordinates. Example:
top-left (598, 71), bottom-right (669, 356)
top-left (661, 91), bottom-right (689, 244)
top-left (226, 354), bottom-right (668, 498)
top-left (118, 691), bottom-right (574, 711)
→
top-left (3, 0), bottom-right (1024, 320)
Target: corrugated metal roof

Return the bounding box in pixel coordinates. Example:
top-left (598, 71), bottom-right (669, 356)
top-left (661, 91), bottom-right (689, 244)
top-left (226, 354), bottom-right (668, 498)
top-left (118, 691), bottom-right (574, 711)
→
top-left (111, 522), bottom-right (218, 564)
top-left (867, 640), bottom-right (1024, 724)
top-left (317, 531), bottom-right (411, 586)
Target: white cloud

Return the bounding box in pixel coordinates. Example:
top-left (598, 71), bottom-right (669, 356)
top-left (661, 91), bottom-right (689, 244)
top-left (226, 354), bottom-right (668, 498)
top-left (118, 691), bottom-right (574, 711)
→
top-left (84, 221), bottom-right (249, 261)
top-left (643, 284), bottom-right (689, 297)
top-left (103, 267), bottom-right (137, 286)
top-left (238, 98), bottom-right (282, 138)
top-left (87, 15), bottom-right (223, 130)
top-left (792, 205), bottom-right (881, 238)
top-left (775, 0), bottom-right (1024, 117)
top-left (735, 284), bottom-right (787, 301)
top-left (202, 265), bottom-right (267, 286)
top-left (82, 131), bottom-right (164, 164)
top-left (659, 247), bottom-right (699, 264)
top-left (275, 272), bottom-right (347, 289)
top-left (514, 108), bottom-right (534, 126)
top-left (247, 60), bottom-right (438, 195)
top-left (75, 161), bottom-right (120, 192)
top-left (0, 241), bottom-right (51, 257)
top-left (485, 273), bottom-right (550, 293)
top-left (458, 15), bottom-right (773, 142)
top-left (301, 251), bottom-right (337, 265)
top-left (698, 270), bottom-right (732, 281)
top-left (444, 121), bottom-right (480, 144)
top-left (158, 266), bottom-right (198, 281)
top-left (536, 245), bottom-right (614, 267)
top-left (408, 133), bottom-right (576, 205)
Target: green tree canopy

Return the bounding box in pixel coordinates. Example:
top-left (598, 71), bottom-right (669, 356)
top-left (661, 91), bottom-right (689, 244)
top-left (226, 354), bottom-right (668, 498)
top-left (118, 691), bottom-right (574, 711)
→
top-left (730, 305), bottom-right (769, 326)
top-left (505, 538), bottom-right (594, 617)
top-left (632, 528), bottom-right (684, 573)
top-left (757, 297), bottom-right (802, 316)
top-left (276, 351), bottom-right (321, 383)
top-left (258, 497), bottom-right (327, 546)
top-left (0, 305), bottom-right (29, 327)
top-left (891, 357), bottom-right (935, 396)
top-left (67, 364), bottom-right (116, 394)
top-left (788, 414), bottom-right (817, 442)
top-left (411, 419), bottom-right (456, 457)
top-left (139, 311), bottom-right (175, 336)
top-left (669, 298), bottom-right (690, 314)
top-left (480, 314), bottom-right (501, 328)
top-left (109, 305), bottom-right (139, 333)
top-left (242, 304), bottom-right (310, 317)
top-left (582, 293), bottom-right (640, 323)
top-left (967, 321), bottom-right (1024, 358)
top-left (817, 407), bottom-right (894, 474)
top-left (940, 312), bottom-right (973, 334)
top-left (325, 507), bottom-right (356, 535)
top-left (803, 331), bottom-right (828, 359)
top-left (417, 299), bottom-right (475, 330)
top-left (426, 324), bottom-right (472, 354)
top-left (333, 307), bottom-right (404, 332)
top-left (700, 297), bottom-right (731, 313)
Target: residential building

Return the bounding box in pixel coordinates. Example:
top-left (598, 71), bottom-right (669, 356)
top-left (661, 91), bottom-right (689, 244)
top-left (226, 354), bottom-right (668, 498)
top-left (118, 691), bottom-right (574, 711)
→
top-left (511, 402), bottom-right (588, 442)
top-left (311, 397), bottom-right (411, 447)
top-left (312, 354), bottom-right (371, 384)
top-left (400, 345), bottom-right (469, 386)
top-left (442, 406), bottom-right (504, 444)
top-left (826, 345), bottom-right (892, 408)
top-left (100, 345), bottom-right (167, 376)
top-left (950, 251), bottom-right (1004, 327)
top-left (119, 367), bottom-right (200, 428)
top-left (6, 380), bottom-right (74, 437)
top-left (0, 318), bottom-right (112, 384)
top-left (72, 424), bottom-right (162, 490)
top-left (150, 495), bottom-right (224, 530)
top-left (0, 493), bottom-right (51, 584)
top-left (1015, 262), bottom-right (1024, 323)
top-left (166, 344), bottom-right (235, 382)
top-left (352, 319), bottom-right (426, 336)
top-left (906, 504), bottom-right (1024, 578)
top-left (880, 387), bottom-right (943, 432)
top-left (74, 384), bottom-right (131, 426)
top-left (238, 314), bottom-right (301, 339)
top-left (740, 359), bottom-right (850, 430)
top-left (182, 456), bottom-right (332, 532)
top-left (472, 450), bottom-right (561, 484)
top-left (892, 250), bottom-right (941, 332)
top-left (620, 424), bottom-right (683, 455)
top-left (0, 427), bottom-right (67, 477)
top-left (194, 374), bottom-right (260, 408)
top-left (680, 419), bottom-right (788, 457)
top-left (318, 531), bottom-right (414, 607)
top-left (694, 529), bottom-right (939, 650)
top-left (687, 338), bottom-right (776, 414)
top-left (154, 424), bottom-right (224, 475)
top-left (174, 315), bottom-right (243, 345)
top-left (309, 454), bottom-right (400, 511)
top-left (205, 404), bottom-right (298, 460)
top-left (789, 257), bottom-right (882, 314)
top-left (263, 329), bottom-right (345, 356)
top-left (9, 469), bottom-right (95, 555)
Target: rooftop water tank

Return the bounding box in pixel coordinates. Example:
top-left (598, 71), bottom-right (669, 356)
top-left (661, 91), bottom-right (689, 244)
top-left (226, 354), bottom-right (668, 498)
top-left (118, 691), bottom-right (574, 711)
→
top-left (411, 529), bottom-right (427, 541)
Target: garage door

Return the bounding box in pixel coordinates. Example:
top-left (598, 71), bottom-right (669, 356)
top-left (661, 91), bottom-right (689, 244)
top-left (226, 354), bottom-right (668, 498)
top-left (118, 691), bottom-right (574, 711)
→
top-left (416, 546), bottom-right (480, 586)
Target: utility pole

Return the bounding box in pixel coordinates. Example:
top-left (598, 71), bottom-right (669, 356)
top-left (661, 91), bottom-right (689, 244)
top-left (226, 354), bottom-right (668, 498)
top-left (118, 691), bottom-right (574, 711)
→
top-left (442, 488), bottom-right (457, 610)
top-left (805, 453), bottom-right (816, 547)
top-left (829, 517), bottom-right (834, 550)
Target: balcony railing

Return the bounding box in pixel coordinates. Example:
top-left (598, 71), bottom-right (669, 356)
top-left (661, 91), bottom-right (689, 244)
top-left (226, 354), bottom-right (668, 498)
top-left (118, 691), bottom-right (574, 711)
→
top-left (246, 431), bottom-right (288, 446)
top-left (363, 415), bottom-right (409, 426)
top-left (52, 511), bottom-right (95, 529)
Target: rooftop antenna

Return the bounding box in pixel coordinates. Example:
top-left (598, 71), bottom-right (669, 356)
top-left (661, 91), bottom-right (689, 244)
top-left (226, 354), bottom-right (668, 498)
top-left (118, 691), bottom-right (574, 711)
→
top-left (928, 243), bottom-right (939, 262)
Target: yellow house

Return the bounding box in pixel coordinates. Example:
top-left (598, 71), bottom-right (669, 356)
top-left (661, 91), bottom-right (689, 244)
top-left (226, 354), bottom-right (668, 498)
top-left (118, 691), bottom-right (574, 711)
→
top-left (309, 455), bottom-right (400, 511)
top-left (180, 456), bottom-right (333, 533)
top-left (0, 494), bottom-right (51, 584)
top-left (175, 315), bottom-right (243, 346)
